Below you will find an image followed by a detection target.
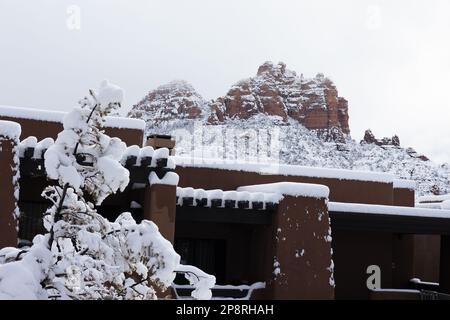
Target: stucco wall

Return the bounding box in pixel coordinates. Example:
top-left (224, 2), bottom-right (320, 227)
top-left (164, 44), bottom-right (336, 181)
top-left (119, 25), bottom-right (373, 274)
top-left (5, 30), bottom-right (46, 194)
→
top-left (393, 188), bottom-right (415, 207)
top-left (332, 231), bottom-right (394, 299)
top-left (176, 166), bottom-right (394, 205)
top-left (0, 136), bottom-right (19, 248)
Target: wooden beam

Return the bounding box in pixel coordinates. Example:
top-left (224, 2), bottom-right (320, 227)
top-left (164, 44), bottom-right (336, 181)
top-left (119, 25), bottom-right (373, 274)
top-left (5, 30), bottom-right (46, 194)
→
top-left (176, 206), bottom-right (273, 225)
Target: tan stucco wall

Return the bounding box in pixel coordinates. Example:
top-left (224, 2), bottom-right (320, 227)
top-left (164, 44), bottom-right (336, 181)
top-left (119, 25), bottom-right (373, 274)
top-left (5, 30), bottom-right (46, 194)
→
top-left (176, 166), bottom-right (394, 205)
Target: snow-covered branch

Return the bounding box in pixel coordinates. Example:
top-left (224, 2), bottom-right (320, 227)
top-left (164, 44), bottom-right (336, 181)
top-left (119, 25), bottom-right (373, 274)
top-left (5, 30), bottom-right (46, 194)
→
top-left (0, 81), bottom-right (215, 300)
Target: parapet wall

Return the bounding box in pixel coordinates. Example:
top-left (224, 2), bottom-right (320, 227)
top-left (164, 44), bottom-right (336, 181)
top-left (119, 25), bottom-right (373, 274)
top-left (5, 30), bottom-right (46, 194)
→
top-left (176, 166), bottom-right (394, 205)
top-left (0, 106), bottom-right (145, 147)
top-left (394, 188), bottom-right (415, 207)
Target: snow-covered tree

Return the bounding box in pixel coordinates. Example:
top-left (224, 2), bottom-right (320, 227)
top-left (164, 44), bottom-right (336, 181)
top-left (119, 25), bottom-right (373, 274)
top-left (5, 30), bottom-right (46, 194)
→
top-left (0, 81), bottom-right (215, 300)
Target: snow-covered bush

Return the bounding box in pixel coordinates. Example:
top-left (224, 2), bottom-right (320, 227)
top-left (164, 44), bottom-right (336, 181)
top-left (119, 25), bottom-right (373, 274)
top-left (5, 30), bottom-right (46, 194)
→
top-left (0, 81), bottom-right (215, 300)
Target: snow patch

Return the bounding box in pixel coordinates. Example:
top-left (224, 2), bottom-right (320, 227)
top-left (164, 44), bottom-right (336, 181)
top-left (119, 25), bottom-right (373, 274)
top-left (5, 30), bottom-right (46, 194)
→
top-left (295, 249), bottom-right (305, 258)
top-left (175, 264), bottom-right (216, 300)
top-left (418, 194), bottom-right (450, 203)
top-left (441, 200), bottom-right (450, 210)
top-left (139, 146), bottom-right (154, 158)
top-left (176, 187), bottom-right (283, 207)
top-left (238, 182), bottom-right (329, 199)
top-left (273, 258), bottom-right (281, 277)
top-left (329, 202), bottom-right (450, 218)
top-left (130, 201), bottom-right (142, 209)
top-left (151, 147), bottom-right (170, 164)
top-left (149, 171), bottom-right (179, 186)
top-left (33, 138), bottom-right (54, 159)
top-left (123, 145), bottom-right (140, 158)
top-left (19, 136), bottom-right (37, 157)
top-left (393, 179), bottom-right (416, 190)
top-left (96, 80), bottom-right (124, 106)
top-left (0, 120), bottom-right (21, 139)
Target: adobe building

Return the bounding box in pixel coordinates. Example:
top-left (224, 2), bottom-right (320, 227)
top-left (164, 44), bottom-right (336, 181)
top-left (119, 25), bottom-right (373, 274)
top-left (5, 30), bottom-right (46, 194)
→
top-left (2, 105), bottom-right (450, 300)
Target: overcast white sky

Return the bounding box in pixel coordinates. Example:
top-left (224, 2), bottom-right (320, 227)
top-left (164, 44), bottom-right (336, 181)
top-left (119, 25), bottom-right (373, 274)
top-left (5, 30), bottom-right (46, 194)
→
top-left (1, 0), bottom-right (450, 163)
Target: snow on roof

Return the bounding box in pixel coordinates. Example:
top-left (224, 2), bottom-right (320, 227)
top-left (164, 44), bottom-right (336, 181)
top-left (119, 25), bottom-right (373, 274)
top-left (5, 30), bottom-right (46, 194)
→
top-left (0, 120), bottom-right (21, 139)
top-left (148, 171), bottom-right (179, 186)
top-left (441, 200), bottom-right (450, 210)
top-left (18, 136), bottom-right (38, 157)
top-left (174, 156), bottom-right (394, 183)
top-left (0, 105), bottom-right (63, 122)
top-left (393, 179), bottom-right (416, 190)
top-left (238, 182), bottom-right (329, 199)
top-left (328, 202), bottom-right (450, 219)
top-left (415, 202), bottom-right (442, 209)
top-left (176, 187), bottom-right (284, 207)
top-left (104, 116), bottom-right (145, 130)
top-left (417, 194), bottom-right (450, 203)
top-left (0, 105), bottom-right (145, 130)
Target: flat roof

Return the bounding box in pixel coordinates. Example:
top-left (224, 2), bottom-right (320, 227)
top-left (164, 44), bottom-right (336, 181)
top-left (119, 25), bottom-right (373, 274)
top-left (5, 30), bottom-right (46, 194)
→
top-left (393, 179), bottom-right (416, 190)
top-left (418, 194), bottom-right (450, 203)
top-left (329, 202), bottom-right (450, 219)
top-left (0, 105), bottom-right (146, 130)
top-left (174, 156), bottom-right (395, 183)
top-left (329, 202), bottom-right (450, 234)
top-left (238, 182), bottom-right (329, 199)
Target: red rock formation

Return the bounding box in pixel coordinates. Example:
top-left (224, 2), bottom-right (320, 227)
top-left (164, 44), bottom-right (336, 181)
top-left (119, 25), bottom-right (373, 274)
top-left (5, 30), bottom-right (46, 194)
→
top-left (128, 80), bottom-right (207, 126)
top-left (208, 62), bottom-right (350, 136)
top-left (129, 62), bottom-right (351, 138)
top-left (362, 129), bottom-right (402, 148)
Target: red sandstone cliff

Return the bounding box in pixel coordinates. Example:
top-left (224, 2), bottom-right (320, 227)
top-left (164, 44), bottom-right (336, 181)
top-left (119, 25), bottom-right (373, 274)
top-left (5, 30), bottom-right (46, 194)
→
top-left (128, 80), bottom-right (208, 128)
top-left (207, 62), bottom-right (350, 136)
top-left (128, 62), bottom-right (350, 138)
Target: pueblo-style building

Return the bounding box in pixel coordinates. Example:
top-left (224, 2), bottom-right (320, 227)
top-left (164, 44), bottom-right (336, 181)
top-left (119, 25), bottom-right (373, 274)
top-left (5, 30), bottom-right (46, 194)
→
top-left (2, 105), bottom-right (450, 300)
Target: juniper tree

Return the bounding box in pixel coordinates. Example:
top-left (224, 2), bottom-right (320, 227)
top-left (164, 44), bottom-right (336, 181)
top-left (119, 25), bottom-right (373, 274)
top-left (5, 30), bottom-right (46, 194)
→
top-left (0, 81), bottom-right (215, 300)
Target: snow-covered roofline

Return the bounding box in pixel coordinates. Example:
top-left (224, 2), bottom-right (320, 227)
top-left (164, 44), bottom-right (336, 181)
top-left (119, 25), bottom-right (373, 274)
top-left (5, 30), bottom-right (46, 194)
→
top-left (417, 194), bottom-right (450, 203)
top-left (0, 120), bottom-right (21, 139)
top-left (174, 156), bottom-right (395, 183)
top-left (0, 105), bottom-right (145, 130)
top-left (328, 202), bottom-right (450, 218)
top-left (393, 179), bottom-right (416, 190)
top-left (415, 202), bottom-right (442, 209)
top-left (238, 182), bottom-right (329, 199)
top-left (177, 186), bottom-right (284, 207)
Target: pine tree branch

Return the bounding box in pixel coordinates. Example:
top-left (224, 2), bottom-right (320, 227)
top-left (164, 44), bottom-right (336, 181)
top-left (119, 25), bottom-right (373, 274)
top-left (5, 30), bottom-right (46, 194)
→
top-left (48, 102), bottom-right (99, 249)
